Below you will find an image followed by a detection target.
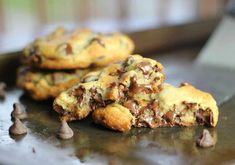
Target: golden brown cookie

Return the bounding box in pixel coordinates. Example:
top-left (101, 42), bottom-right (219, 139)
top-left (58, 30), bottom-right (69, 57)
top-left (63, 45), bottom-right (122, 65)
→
top-left (22, 27), bottom-right (134, 69)
top-left (92, 103), bottom-right (134, 132)
top-left (53, 55), bottom-right (165, 121)
top-left (158, 83), bottom-right (219, 127)
top-left (92, 83), bottom-right (219, 132)
top-left (17, 66), bottom-right (100, 100)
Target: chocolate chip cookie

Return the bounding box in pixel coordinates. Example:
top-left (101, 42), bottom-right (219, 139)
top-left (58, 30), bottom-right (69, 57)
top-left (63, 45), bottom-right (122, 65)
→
top-left (53, 55), bottom-right (165, 121)
top-left (92, 83), bottom-right (219, 132)
top-left (17, 66), bottom-right (100, 100)
top-left (22, 28), bottom-right (134, 69)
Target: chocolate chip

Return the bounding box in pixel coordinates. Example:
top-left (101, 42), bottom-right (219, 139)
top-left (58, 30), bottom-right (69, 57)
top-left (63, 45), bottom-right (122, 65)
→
top-left (195, 109), bottom-right (213, 126)
top-left (129, 77), bottom-right (153, 94)
top-left (182, 101), bottom-right (197, 109)
top-left (89, 87), bottom-right (103, 103)
top-left (72, 86), bottom-right (85, 105)
top-left (110, 82), bottom-right (117, 88)
top-left (53, 104), bottom-right (65, 114)
top-left (137, 62), bottom-right (152, 75)
top-left (164, 111), bottom-right (175, 123)
top-left (9, 118), bottom-right (27, 135)
top-left (65, 43), bottom-right (73, 54)
top-left (11, 103), bottom-right (27, 120)
top-left (57, 120), bottom-right (74, 140)
top-left (123, 100), bottom-right (139, 114)
top-left (86, 38), bottom-right (105, 48)
top-left (196, 129), bottom-right (215, 148)
top-left (154, 64), bottom-right (161, 72)
top-left (118, 84), bottom-right (128, 99)
top-left (149, 100), bottom-right (159, 111)
top-left (0, 82), bottom-right (6, 99)
top-left (32, 147), bottom-right (36, 154)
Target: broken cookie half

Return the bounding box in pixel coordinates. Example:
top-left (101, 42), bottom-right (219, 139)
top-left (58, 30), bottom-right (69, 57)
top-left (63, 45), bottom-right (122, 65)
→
top-left (53, 55), bottom-right (165, 121)
top-left (93, 83), bottom-right (219, 131)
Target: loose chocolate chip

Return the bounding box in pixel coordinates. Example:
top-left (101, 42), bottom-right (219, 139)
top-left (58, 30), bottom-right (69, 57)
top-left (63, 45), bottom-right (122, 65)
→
top-left (32, 147), bottom-right (36, 154)
top-left (9, 118), bottom-right (27, 135)
top-left (57, 120), bottom-right (74, 140)
top-left (137, 62), bottom-right (152, 75)
top-left (196, 129), bottom-right (215, 148)
top-left (11, 103), bottom-right (27, 120)
top-left (65, 43), bottom-right (73, 54)
top-left (0, 82), bottom-right (6, 99)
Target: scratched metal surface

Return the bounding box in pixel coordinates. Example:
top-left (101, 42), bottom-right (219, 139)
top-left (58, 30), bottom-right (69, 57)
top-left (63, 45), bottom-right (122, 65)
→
top-left (0, 51), bottom-right (235, 165)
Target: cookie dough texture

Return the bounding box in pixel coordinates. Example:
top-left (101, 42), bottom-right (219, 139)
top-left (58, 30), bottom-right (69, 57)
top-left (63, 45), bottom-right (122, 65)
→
top-left (158, 83), bottom-right (219, 127)
top-left (17, 66), bottom-right (98, 100)
top-left (53, 55), bottom-right (165, 122)
top-left (92, 83), bottom-right (219, 132)
top-left (22, 28), bottom-right (134, 69)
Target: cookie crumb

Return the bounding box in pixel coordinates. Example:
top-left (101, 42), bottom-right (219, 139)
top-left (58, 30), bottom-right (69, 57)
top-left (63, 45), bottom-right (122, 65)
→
top-left (11, 103), bottom-right (27, 120)
top-left (0, 82), bottom-right (6, 99)
top-left (57, 120), bottom-right (74, 140)
top-left (196, 129), bottom-right (215, 148)
top-left (9, 118), bottom-right (27, 135)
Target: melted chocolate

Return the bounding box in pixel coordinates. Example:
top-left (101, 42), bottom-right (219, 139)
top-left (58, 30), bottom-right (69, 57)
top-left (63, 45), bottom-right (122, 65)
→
top-left (164, 111), bottom-right (175, 123)
top-left (123, 100), bottom-right (139, 115)
top-left (72, 86), bottom-right (85, 105)
top-left (137, 62), bottom-right (152, 75)
top-left (196, 109), bottom-right (213, 126)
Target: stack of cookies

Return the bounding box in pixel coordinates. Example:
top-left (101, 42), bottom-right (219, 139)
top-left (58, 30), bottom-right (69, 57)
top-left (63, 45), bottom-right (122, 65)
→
top-left (17, 28), bottom-right (134, 100)
top-left (18, 27), bottom-right (219, 132)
